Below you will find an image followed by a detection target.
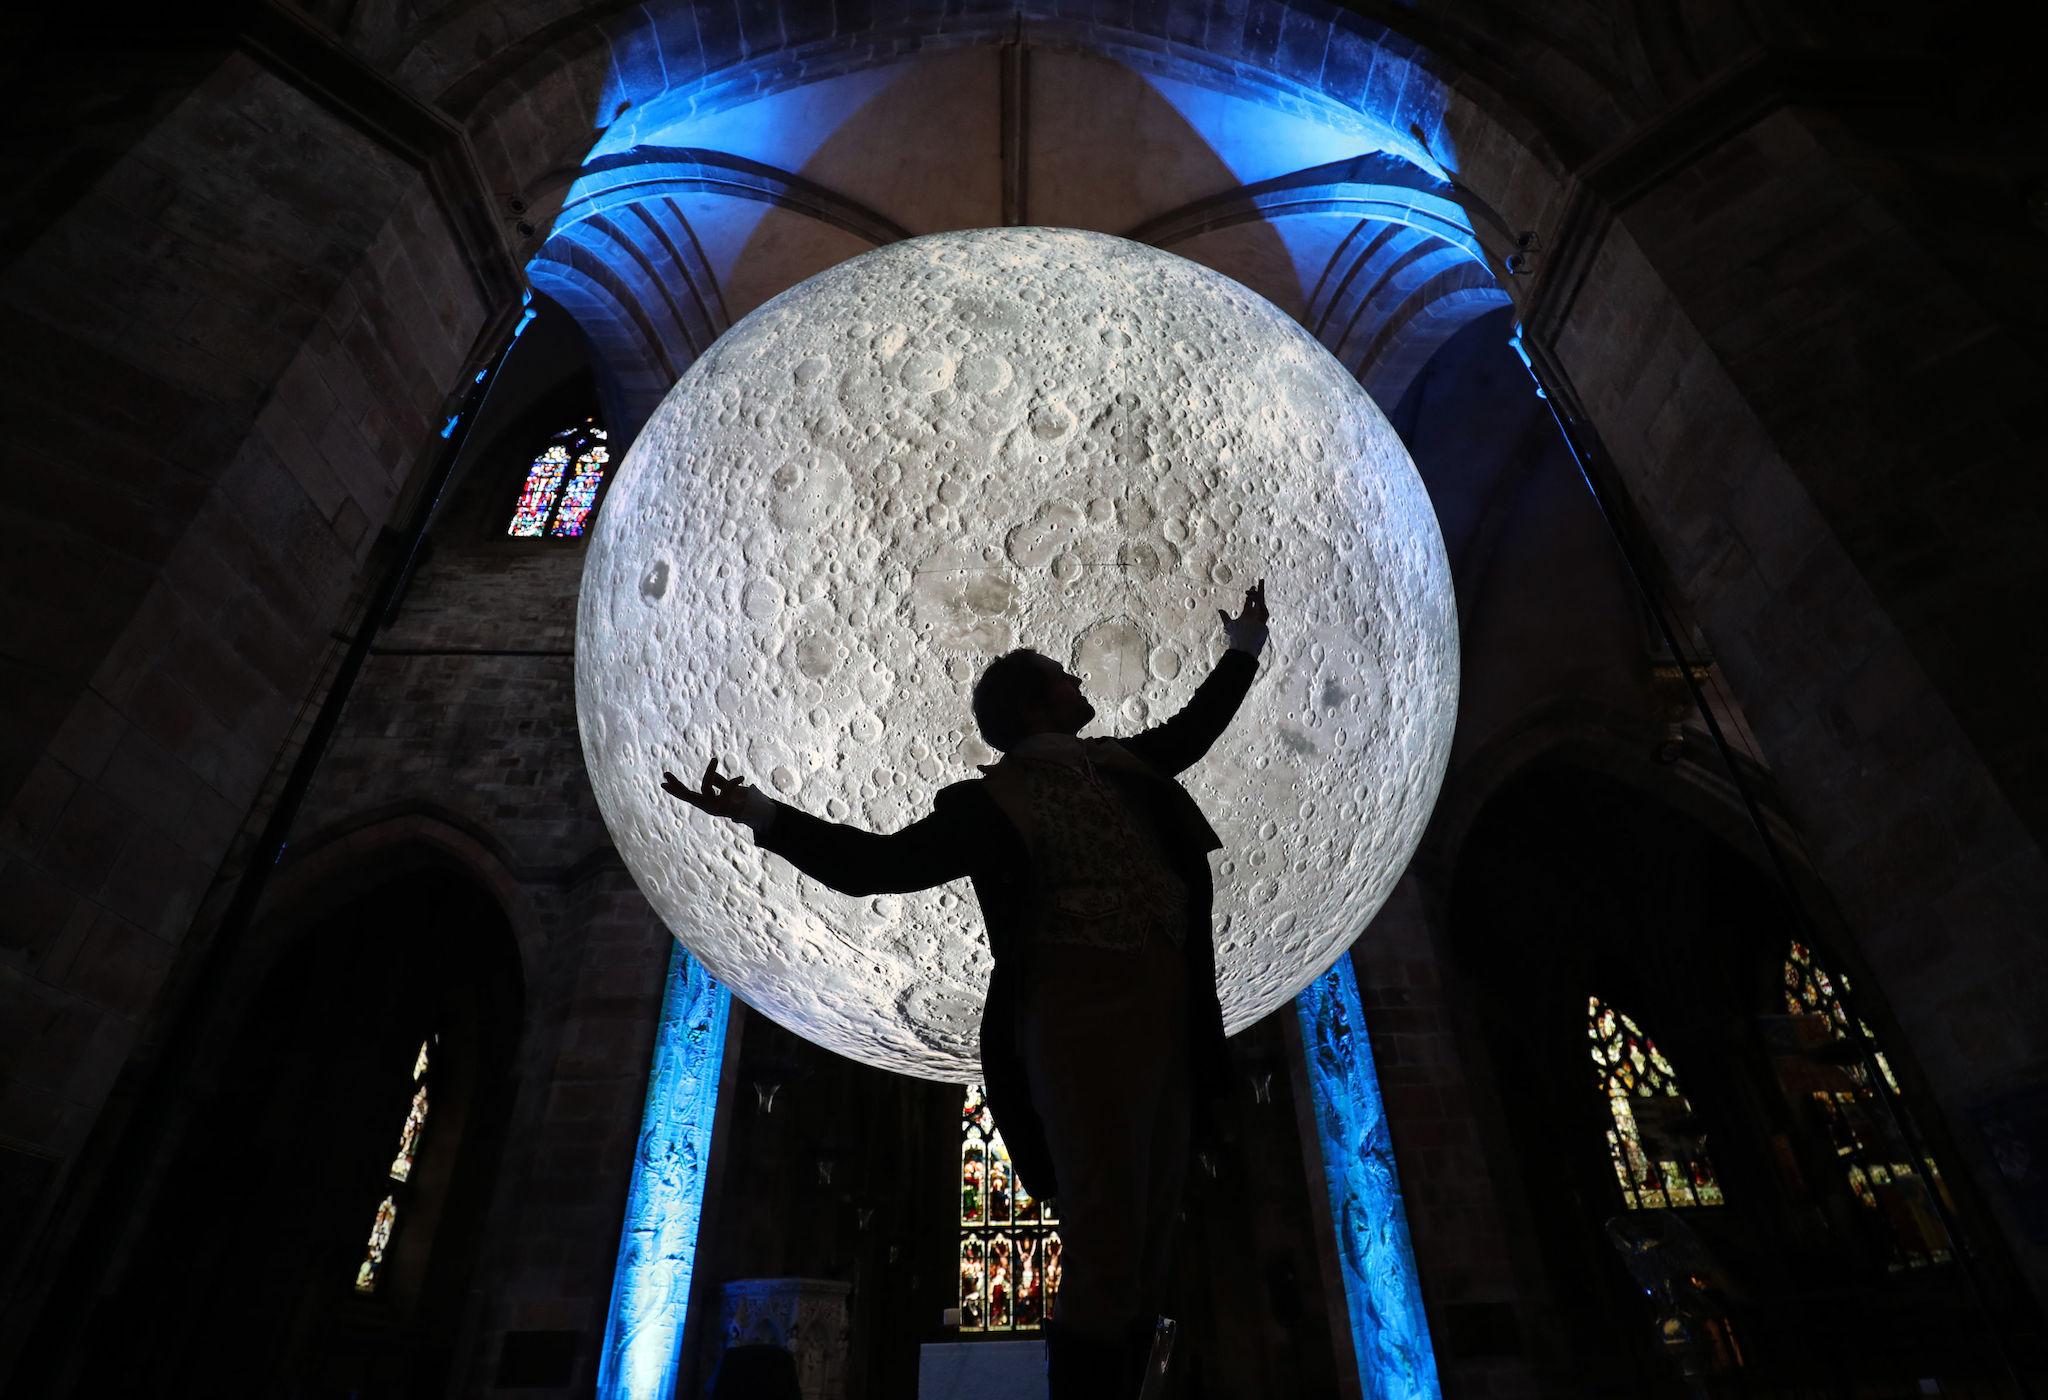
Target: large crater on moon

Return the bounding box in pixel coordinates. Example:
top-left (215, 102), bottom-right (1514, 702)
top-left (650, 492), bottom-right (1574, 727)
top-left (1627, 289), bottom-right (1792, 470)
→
top-left (576, 227), bottom-right (1457, 1081)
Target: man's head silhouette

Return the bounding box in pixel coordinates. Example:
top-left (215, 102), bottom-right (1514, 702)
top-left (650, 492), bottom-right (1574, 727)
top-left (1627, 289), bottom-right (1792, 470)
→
top-left (973, 650), bottom-right (1096, 752)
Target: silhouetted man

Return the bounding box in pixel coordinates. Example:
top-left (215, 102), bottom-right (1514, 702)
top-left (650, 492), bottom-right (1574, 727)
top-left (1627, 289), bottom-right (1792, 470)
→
top-left (663, 581), bottom-right (1269, 1399)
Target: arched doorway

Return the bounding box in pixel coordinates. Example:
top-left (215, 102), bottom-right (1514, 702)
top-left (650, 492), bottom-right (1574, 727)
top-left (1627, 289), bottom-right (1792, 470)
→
top-left (1448, 757), bottom-right (2001, 1394)
top-left (70, 862), bottom-right (523, 1397)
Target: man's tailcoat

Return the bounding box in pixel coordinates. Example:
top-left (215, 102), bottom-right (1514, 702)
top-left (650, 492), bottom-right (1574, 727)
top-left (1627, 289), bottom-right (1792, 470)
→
top-left (754, 648), bottom-right (1258, 1197)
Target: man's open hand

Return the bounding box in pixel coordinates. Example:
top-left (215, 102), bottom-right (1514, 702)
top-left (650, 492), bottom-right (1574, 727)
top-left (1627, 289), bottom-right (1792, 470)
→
top-left (660, 757), bottom-right (753, 820)
top-left (1219, 578), bottom-right (1269, 629)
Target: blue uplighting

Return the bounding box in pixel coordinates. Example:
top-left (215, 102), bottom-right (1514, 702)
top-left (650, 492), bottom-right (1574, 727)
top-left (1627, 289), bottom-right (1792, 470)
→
top-left (1297, 952), bottom-right (1442, 1400)
top-left (597, 943), bottom-right (733, 1400)
top-left (439, 414), bottom-right (461, 438)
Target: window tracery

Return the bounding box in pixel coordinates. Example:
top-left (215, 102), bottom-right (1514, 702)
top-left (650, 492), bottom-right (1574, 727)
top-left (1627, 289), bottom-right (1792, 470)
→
top-left (1588, 996), bottom-right (1724, 1209)
top-left (508, 419), bottom-right (610, 537)
top-left (960, 1084), bottom-right (1060, 1331)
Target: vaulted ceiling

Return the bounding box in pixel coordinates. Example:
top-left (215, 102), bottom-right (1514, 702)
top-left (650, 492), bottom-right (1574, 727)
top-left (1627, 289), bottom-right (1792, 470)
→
top-left (268, 0), bottom-right (1794, 445)
top-left (522, 39), bottom-right (1513, 436)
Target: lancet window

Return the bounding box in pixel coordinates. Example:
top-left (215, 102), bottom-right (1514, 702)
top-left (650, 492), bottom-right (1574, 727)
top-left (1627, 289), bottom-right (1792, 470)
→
top-left (1588, 996), bottom-right (1725, 1209)
top-left (507, 419), bottom-right (610, 537)
top-left (1782, 941), bottom-right (1952, 1269)
top-left (354, 1036), bottom-right (436, 1293)
top-left (960, 1084), bottom-right (1061, 1332)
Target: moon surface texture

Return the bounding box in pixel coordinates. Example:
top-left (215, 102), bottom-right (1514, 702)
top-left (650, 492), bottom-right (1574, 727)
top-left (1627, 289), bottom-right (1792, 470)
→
top-left (576, 227), bottom-right (1458, 1081)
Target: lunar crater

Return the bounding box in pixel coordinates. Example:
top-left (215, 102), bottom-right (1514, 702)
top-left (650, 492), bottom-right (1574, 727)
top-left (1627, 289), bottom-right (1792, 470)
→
top-left (576, 228), bottom-right (1457, 1081)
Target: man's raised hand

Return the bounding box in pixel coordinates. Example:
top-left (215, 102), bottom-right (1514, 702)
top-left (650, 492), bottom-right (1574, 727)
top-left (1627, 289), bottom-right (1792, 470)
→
top-left (661, 757), bottom-right (753, 821)
top-left (1218, 578), bottom-right (1269, 629)
top-left (1212, 577), bottom-right (1261, 626)
top-left (1215, 577), bottom-right (1270, 657)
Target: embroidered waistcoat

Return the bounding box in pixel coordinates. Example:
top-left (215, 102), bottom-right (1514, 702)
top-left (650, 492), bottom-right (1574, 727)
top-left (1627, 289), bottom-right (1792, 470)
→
top-left (983, 746), bottom-right (1188, 951)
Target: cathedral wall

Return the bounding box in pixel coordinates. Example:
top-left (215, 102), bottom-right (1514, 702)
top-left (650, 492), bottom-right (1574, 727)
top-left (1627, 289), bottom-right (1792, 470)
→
top-left (1, 50), bottom-right (496, 1343)
top-left (6, 4), bottom-right (2047, 1391)
top-left (1536, 131), bottom-right (2048, 1303)
top-left (284, 480), bottom-right (668, 1389)
top-left (1378, 314), bottom-right (1663, 1396)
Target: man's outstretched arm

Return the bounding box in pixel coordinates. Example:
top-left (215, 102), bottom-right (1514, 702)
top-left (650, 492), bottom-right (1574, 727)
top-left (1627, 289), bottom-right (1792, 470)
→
top-left (1122, 579), bottom-right (1269, 777)
top-left (661, 759), bottom-right (972, 897)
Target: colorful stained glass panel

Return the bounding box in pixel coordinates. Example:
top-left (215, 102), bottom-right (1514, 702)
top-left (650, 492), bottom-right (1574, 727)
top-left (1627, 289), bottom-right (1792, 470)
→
top-left (958, 1084), bottom-right (1060, 1332)
top-left (508, 421), bottom-right (609, 537)
top-left (1781, 944), bottom-right (1952, 1269)
top-left (987, 1153), bottom-right (1011, 1226)
top-left (354, 1195), bottom-right (397, 1293)
top-left (550, 437), bottom-right (610, 537)
top-left (961, 1141), bottom-right (985, 1226)
top-left (1015, 1235), bottom-right (1043, 1327)
top-left (1588, 996), bottom-right (1724, 1210)
top-left (389, 1084), bottom-right (429, 1182)
top-left (959, 1239), bottom-right (986, 1330)
top-left (509, 445), bottom-right (569, 536)
top-left (988, 1236), bottom-right (1013, 1329)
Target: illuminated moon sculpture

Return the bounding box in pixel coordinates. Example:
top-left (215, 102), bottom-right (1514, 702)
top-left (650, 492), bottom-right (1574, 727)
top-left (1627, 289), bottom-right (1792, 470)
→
top-left (576, 228), bottom-right (1457, 1081)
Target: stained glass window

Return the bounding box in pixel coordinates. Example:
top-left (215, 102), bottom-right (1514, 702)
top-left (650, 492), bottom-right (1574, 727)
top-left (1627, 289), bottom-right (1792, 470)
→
top-left (389, 1084), bottom-right (429, 1182)
top-left (1588, 997), bottom-right (1725, 1209)
top-left (352, 1037), bottom-right (436, 1294)
top-left (1783, 942), bottom-right (1952, 1269)
top-left (508, 419), bottom-right (610, 537)
top-left (960, 1084), bottom-right (1060, 1332)
top-left (354, 1196), bottom-right (397, 1293)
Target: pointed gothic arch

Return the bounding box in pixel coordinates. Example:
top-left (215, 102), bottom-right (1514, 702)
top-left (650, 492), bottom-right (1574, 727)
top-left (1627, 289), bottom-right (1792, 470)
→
top-left (59, 841), bottom-right (528, 1396)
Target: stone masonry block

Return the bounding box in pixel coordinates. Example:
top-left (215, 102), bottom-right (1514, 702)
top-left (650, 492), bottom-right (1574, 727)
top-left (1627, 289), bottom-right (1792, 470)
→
top-left (1155, 0), bottom-right (1203, 47)
top-left (830, 0), bottom-right (872, 43)
top-left (694, 0), bottom-right (747, 70)
top-left (37, 782), bottom-right (134, 896)
top-left (3, 757), bottom-right (81, 864)
top-left (47, 693), bottom-right (127, 786)
top-left (158, 624), bottom-right (276, 736)
top-left (96, 727), bottom-right (206, 835)
top-left (1317, 21), bottom-right (1373, 106)
top-left (254, 402), bottom-right (349, 526)
top-left (123, 667), bottom-right (234, 789)
top-left (1275, 1), bottom-right (1326, 82)
top-left (97, 827), bottom-right (211, 941)
top-left (58, 907), bottom-right (174, 1019)
top-left (2, 860), bottom-right (80, 961)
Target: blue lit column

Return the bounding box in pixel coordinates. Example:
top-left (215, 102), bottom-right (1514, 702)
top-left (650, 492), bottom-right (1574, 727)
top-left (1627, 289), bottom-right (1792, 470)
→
top-left (1296, 951), bottom-right (1442, 1400)
top-left (598, 941), bottom-right (733, 1399)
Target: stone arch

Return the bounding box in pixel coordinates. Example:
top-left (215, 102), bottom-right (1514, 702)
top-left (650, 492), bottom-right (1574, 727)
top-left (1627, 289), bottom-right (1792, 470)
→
top-left (409, 0), bottom-right (1598, 209)
top-left (256, 808), bottom-right (545, 999)
top-left (528, 145), bottom-right (914, 429)
top-left (436, 4), bottom-right (1560, 441)
top-left (174, 0), bottom-right (2045, 1313)
top-left (55, 815), bottom-right (531, 1394)
top-left (419, 2), bottom-right (1576, 285)
top-left (1439, 742), bottom-right (1834, 1380)
top-left (529, 235), bottom-right (689, 422)
top-left (1424, 699), bottom-right (1817, 897)
top-left (1125, 149), bottom-right (1514, 403)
